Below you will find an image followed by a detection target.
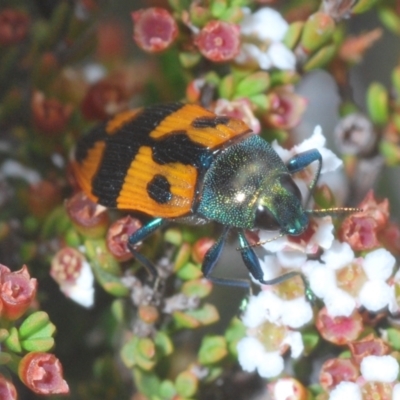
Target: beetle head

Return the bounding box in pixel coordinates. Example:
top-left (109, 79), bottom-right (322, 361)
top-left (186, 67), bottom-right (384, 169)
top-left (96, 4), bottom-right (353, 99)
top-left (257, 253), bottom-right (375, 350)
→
top-left (254, 173), bottom-right (308, 235)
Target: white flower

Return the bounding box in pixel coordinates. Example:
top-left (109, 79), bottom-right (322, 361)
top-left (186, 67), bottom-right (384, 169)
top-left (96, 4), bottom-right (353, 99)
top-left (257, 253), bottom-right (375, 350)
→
top-left (360, 355), bottom-right (399, 383)
top-left (236, 8), bottom-right (295, 70)
top-left (238, 290), bottom-right (306, 378)
top-left (58, 259), bottom-right (95, 308)
top-left (329, 381), bottom-right (362, 400)
top-left (307, 242), bottom-right (396, 317)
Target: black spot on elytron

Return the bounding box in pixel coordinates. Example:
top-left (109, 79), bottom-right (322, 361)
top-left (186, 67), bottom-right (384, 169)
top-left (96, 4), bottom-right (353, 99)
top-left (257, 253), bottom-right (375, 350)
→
top-left (147, 174), bottom-right (172, 204)
top-left (89, 103), bottom-right (184, 207)
top-left (152, 131), bottom-right (213, 169)
top-left (191, 115), bottom-right (230, 128)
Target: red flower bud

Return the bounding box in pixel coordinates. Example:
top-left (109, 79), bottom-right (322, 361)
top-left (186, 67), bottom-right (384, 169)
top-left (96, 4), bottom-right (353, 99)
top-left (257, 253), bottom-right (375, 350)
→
top-left (81, 80), bottom-right (129, 121)
top-left (348, 333), bottom-right (389, 365)
top-left (65, 191), bottom-right (109, 238)
top-left (320, 358), bottom-right (359, 391)
top-left (316, 307), bottom-right (363, 345)
top-left (132, 7), bottom-right (178, 53)
top-left (0, 374), bottom-right (17, 400)
top-left (195, 20), bottom-right (241, 62)
top-left (18, 352), bottom-right (69, 395)
top-left (96, 20), bottom-right (127, 61)
top-left (106, 216), bottom-right (142, 261)
top-left (192, 237), bottom-right (215, 264)
top-left (0, 8), bottom-right (29, 46)
top-left (339, 190), bottom-right (389, 251)
top-left (0, 264), bottom-right (37, 321)
top-left (28, 180), bottom-right (62, 218)
top-left (31, 92), bottom-right (72, 136)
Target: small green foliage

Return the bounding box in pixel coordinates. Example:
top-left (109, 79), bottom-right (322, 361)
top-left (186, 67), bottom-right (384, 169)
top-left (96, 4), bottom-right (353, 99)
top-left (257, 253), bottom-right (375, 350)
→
top-left (300, 12), bottom-right (335, 54)
top-left (302, 43), bottom-right (336, 71)
top-left (181, 279), bottom-right (213, 298)
top-left (283, 21), bottom-right (305, 50)
top-left (367, 82), bottom-right (389, 126)
top-left (235, 71), bottom-right (271, 98)
top-left (4, 327), bottom-right (21, 353)
top-left (175, 370), bottom-right (198, 398)
top-left (302, 327), bottom-right (321, 355)
top-left (225, 317), bottom-right (246, 357)
top-left (198, 335), bottom-right (228, 365)
top-left (176, 262), bottom-right (203, 281)
top-left (387, 328), bottom-right (400, 350)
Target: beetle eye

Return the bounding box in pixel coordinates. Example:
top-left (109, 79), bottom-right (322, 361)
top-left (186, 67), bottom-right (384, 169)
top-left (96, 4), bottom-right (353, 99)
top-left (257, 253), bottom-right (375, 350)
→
top-left (254, 206), bottom-right (280, 230)
top-left (279, 174), bottom-right (302, 201)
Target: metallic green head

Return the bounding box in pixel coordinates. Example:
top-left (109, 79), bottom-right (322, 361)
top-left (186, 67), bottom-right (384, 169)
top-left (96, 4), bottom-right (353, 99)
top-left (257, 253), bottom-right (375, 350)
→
top-left (253, 172), bottom-right (308, 235)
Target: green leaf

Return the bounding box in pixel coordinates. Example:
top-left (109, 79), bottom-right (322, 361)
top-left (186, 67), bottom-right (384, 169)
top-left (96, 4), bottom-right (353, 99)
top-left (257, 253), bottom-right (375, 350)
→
top-left (154, 331), bottom-right (174, 357)
top-left (387, 328), bottom-right (400, 350)
top-left (19, 311), bottom-right (54, 339)
top-left (367, 82), bottom-right (389, 126)
top-left (235, 72), bottom-right (270, 98)
top-left (21, 337), bottom-right (55, 352)
top-left (4, 327), bottom-right (21, 353)
top-left (185, 303), bottom-right (219, 326)
top-left (133, 368), bottom-right (160, 397)
top-left (175, 371), bottom-right (198, 397)
top-left (181, 279), bottom-right (212, 298)
top-left (198, 336), bottom-right (228, 365)
top-left (302, 44), bottom-right (336, 71)
top-left (176, 262), bottom-right (203, 281)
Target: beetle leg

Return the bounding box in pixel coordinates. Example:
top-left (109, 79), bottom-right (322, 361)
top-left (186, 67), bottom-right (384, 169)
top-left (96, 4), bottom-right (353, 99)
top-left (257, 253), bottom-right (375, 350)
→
top-left (238, 230), bottom-right (314, 302)
top-left (286, 149), bottom-right (322, 201)
top-left (128, 217), bottom-right (165, 280)
top-left (202, 227), bottom-right (249, 288)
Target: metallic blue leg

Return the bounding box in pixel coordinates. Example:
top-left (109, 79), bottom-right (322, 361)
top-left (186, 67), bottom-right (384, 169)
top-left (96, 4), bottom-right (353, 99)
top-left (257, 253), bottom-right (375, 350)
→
top-left (286, 149), bottom-right (322, 201)
top-left (128, 217), bottom-right (165, 280)
top-left (238, 230), bottom-right (303, 286)
top-left (202, 227), bottom-right (249, 288)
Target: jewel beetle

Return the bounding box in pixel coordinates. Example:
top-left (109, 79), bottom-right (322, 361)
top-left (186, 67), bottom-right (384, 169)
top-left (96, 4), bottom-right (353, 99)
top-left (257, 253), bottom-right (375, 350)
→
top-left (72, 102), bottom-right (353, 287)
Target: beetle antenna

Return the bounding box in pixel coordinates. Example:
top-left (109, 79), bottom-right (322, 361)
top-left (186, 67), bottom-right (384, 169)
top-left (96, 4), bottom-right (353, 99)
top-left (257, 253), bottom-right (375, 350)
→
top-left (305, 207), bottom-right (363, 217)
top-left (236, 232), bottom-right (284, 251)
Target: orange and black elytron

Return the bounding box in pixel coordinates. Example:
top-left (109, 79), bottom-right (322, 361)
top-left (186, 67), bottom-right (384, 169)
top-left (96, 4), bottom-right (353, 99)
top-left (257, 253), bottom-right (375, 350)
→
top-left (73, 102), bottom-right (345, 287)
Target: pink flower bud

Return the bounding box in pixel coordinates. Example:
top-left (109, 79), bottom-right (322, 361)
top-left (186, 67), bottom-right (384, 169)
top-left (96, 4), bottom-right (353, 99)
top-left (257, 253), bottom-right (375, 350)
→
top-left (348, 334), bottom-right (389, 365)
top-left (0, 264), bottom-right (37, 321)
top-left (18, 352), bottom-right (69, 395)
top-left (0, 8), bottom-right (29, 46)
top-left (65, 191), bottom-right (109, 238)
top-left (339, 190), bottom-right (389, 251)
top-left (0, 374), bottom-right (17, 400)
top-left (195, 20), bottom-right (241, 62)
top-left (106, 216), bottom-right (142, 262)
top-left (316, 307), bottom-right (363, 345)
top-left (192, 237), bottom-right (215, 264)
top-left (320, 358), bottom-right (359, 391)
top-left (31, 91), bottom-right (72, 136)
top-left (132, 8), bottom-right (178, 53)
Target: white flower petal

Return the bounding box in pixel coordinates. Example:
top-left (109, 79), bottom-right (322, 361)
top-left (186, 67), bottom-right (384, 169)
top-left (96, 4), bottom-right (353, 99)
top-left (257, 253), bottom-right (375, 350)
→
top-left (258, 255), bottom-right (282, 281)
top-left (329, 381), bottom-right (362, 400)
top-left (268, 42), bottom-right (296, 70)
top-left (240, 7), bottom-right (288, 42)
top-left (273, 379), bottom-right (300, 400)
top-left (360, 355), bottom-right (399, 383)
top-left (324, 288), bottom-right (356, 318)
top-left (242, 293), bottom-right (270, 328)
top-left (276, 250), bottom-right (306, 269)
top-left (281, 297), bottom-right (313, 328)
top-left (283, 331), bottom-right (304, 358)
top-left (311, 217), bottom-right (334, 250)
top-left (321, 241), bottom-right (354, 270)
top-left (359, 280), bottom-right (392, 312)
top-left (308, 262), bottom-right (337, 298)
top-left (363, 248), bottom-right (395, 281)
top-left (237, 337), bottom-right (265, 373)
top-left (393, 383), bottom-right (400, 400)
top-left (257, 351), bottom-right (284, 378)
